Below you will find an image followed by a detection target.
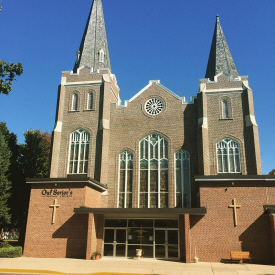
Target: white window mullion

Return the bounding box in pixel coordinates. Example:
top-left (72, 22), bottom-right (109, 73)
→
top-left (148, 135), bottom-right (151, 208)
top-left (72, 140), bottom-right (77, 173)
top-left (82, 140), bottom-right (86, 174)
top-left (232, 143), bottom-right (236, 173)
top-left (221, 145), bottom-right (224, 173)
top-left (124, 153), bottom-right (128, 208)
top-left (77, 134), bottom-right (81, 173)
top-left (117, 155), bottom-right (121, 208)
top-left (158, 136), bottom-right (161, 208)
top-left (181, 152), bottom-right (184, 208)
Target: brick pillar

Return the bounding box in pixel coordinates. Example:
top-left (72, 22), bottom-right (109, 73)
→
top-left (86, 213), bottom-right (95, 260)
top-left (197, 91), bottom-right (210, 175)
top-left (86, 213), bottom-right (105, 260)
top-left (179, 214), bottom-right (191, 263)
top-left (179, 214), bottom-right (185, 261)
top-left (270, 214), bottom-right (275, 264)
top-left (95, 214), bottom-right (104, 253)
top-left (184, 214), bottom-right (191, 263)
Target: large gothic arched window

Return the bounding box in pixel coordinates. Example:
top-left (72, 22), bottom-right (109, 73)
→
top-left (139, 134), bottom-right (168, 208)
top-left (68, 129), bottom-right (90, 174)
top-left (118, 151), bottom-right (133, 208)
top-left (175, 150), bottom-right (191, 208)
top-left (216, 138), bottom-right (241, 173)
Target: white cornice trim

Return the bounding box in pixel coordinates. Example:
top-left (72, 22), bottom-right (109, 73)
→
top-left (64, 80), bottom-right (102, 87)
top-left (62, 66), bottom-right (112, 76)
top-left (204, 88), bottom-right (244, 94)
top-left (195, 177), bottom-right (275, 182)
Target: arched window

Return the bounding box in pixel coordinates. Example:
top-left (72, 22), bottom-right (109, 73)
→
top-left (99, 49), bottom-right (104, 63)
top-left (221, 99), bottom-right (229, 119)
top-left (71, 93), bottom-right (78, 111)
top-left (118, 151), bottom-right (133, 208)
top-left (68, 129), bottom-right (90, 174)
top-left (139, 134), bottom-right (168, 208)
top-left (216, 138), bottom-right (241, 173)
top-left (175, 150), bottom-right (191, 208)
top-left (87, 92), bottom-right (94, 110)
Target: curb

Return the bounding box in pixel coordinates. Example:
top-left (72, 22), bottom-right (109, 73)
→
top-left (0, 269), bottom-right (156, 275)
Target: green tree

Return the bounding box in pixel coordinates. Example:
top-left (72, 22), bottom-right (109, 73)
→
top-left (0, 122), bottom-right (28, 229)
top-left (20, 130), bottom-right (51, 178)
top-left (0, 60), bottom-right (23, 95)
top-left (0, 133), bottom-right (11, 228)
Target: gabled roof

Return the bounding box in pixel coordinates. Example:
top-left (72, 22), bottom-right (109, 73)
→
top-left (113, 80), bottom-right (196, 109)
top-left (205, 15), bottom-right (239, 80)
top-left (73, 0), bottom-right (111, 73)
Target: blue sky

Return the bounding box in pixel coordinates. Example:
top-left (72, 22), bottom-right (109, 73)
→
top-left (1, 0), bottom-right (274, 174)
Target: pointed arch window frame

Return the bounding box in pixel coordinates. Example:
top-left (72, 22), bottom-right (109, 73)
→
top-left (139, 133), bottom-right (169, 209)
top-left (175, 149), bottom-right (191, 208)
top-left (216, 138), bottom-right (241, 173)
top-left (118, 151), bottom-right (133, 208)
top-left (87, 91), bottom-right (94, 110)
top-left (71, 93), bottom-right (79, 111)
top-left (68, 129), bottom-right (90, 174)
top-left (221, 99), bottom-right (229, 119)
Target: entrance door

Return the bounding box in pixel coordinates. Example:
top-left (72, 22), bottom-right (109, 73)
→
top-left (154, 229), bottom-right (178, 259)
top-left (103, 228), bottom-right (126, 257)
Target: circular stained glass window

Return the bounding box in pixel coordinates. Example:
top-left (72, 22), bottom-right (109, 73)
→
top-left (144, 98), bottom-right (163, 115)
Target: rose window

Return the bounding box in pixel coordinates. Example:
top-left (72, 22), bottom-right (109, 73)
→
top-left (144, 98), bottom-right (163, 115)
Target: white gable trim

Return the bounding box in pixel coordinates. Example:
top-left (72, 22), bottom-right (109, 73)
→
top-left (112, 80), bottom-right (196, 109)
top-left (128, 81), bottom-right (153, 102)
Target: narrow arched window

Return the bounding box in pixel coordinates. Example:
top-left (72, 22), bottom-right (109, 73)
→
top-left (99, 49), bottom-right (104, 63)
top-left (118, 151), bottom-right (133, 208)
top-left (217, 138), bottom-right (241, 173)
top-left (72, 93), bottom-right (78, 111)
top-left (175, 150), bottom-right (191, 208)
top-left (139, 134), bottom-right (168, 208)
top-left (68, 129), bottom-right (90, 174)
top-left (221, 99), bottom-right (229, 119)
top-left (87, 92), bottom-right (93, 110)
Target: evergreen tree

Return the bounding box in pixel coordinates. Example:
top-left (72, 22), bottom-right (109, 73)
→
top-left (0, 132), bottom-right (11, 228)
top-left (0, 122), bottom-right (27, 229)
top-left (20, 130), bottom-right (51, 178)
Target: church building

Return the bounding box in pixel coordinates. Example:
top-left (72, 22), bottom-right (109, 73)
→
top-left (24, 0), bottom-right (275, 264)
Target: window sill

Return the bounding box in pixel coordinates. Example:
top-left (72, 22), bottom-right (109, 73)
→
top-left (219, 118), bottom-right (233, 121)
top-left (68, 110), bottom-right (80, 113)
top-left (83, 109), bottom-right (95, 112)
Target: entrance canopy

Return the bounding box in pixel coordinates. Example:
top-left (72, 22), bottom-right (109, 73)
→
top-left (74, 207), bottom-right (206, 218)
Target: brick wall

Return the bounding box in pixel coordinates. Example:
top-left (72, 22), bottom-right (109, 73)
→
top-left (24, 183), bottom-right (103, 258)
top-left (189, 181), bottom-right (275, 264)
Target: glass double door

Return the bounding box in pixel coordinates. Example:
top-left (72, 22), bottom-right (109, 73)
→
top-left (154, 229), bottom-right (178, 259)
top-left (104, 227), bottom-right (179, 259)
top-left (104, 228), bottom-right (126, 257)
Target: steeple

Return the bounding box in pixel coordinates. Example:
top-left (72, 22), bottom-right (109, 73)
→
top-left (205, 15), bottom-right (238, 80)
top-left (73, 0), bottom-right (111, 73)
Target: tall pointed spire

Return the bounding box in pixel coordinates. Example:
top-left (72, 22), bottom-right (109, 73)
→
top-left (73, 0), bottom-right (111, 73)
top-left (205, 15), bottom-right (238, 80)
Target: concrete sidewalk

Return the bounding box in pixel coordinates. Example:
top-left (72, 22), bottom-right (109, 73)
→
top-left (0, 257), bottom-right (275, 275)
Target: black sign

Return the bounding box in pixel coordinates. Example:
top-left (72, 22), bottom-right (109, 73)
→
top-left (41, 189), bottom-right (73, 197)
